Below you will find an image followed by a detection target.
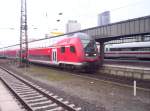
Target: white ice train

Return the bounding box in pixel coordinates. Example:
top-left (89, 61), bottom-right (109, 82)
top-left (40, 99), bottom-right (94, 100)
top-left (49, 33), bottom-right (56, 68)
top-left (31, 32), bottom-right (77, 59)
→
top-left (104, 41), bottom-right (150, 59)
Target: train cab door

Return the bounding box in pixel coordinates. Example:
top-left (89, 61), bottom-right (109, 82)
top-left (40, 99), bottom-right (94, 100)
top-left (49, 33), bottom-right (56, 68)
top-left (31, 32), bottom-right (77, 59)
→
top-left (52, 48), bottom-right (57, 64)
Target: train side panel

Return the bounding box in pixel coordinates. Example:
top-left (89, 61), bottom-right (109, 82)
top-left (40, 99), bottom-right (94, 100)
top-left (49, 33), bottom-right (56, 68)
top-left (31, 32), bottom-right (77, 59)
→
top-left (28, 48), bottom-right (51, 64)
top-left (5, 50), bottom-right (18, 59)
top-left (58, 37), bottom-right (84, 63)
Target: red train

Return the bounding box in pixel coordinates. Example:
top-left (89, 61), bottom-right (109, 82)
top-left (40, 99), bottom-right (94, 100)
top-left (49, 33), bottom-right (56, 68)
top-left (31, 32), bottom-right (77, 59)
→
top-left (0, 33), bottom-right (100, 72)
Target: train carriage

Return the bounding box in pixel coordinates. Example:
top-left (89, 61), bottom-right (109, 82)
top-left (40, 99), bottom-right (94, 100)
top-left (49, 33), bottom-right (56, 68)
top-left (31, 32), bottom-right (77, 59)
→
top-left (0, 33), bottom-right (100, 72)
top-left (105, 41), bottom-right (150, 59)
top-left (28, 33), bottom-right (100, 71)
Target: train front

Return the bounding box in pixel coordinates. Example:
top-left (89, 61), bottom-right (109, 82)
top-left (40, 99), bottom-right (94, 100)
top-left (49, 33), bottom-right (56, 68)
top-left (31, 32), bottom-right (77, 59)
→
top-left (75, 33), bottom-right (100, 72)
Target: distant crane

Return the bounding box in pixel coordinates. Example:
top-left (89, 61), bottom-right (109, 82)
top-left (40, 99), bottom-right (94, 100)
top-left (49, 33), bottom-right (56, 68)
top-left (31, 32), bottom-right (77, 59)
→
top-left (19, 0), bottom-right (28, 67)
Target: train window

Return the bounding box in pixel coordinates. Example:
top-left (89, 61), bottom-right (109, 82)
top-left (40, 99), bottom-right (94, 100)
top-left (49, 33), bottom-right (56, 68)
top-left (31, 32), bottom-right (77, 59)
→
top-left (121, 48), bottom-right (131, 51)
top-left (29, 55), bottom-right (50, 61)
top-left (70, 46), bottom-right (76, 53)
top-left (61, 47), bottom-right (65, 53)
top-left (139, 47), bottom-right (150, 51)
top-left (105, 48), bottom-right (109, 51)
top-left (109, 48), bottom-right (114, 51)
top-left (110, 48), bottom-right (120, 51)
top-left (131, 48), bottom-right (137, 51)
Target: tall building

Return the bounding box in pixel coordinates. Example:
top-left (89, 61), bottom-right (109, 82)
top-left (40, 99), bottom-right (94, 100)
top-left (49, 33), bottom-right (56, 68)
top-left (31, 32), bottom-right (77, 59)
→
top-left (66, 20), bottom-right (81, 33)
top-left (98, 11), bottom-right (110, 26)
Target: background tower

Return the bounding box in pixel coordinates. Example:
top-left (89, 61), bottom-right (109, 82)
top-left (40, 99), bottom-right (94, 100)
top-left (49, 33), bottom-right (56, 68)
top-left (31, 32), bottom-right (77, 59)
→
top-left (98, 11), bottom-right (110, 26)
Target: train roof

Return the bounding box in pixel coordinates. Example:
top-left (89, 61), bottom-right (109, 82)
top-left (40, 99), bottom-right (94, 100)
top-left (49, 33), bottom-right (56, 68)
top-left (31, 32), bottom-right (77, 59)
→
top-left (23, 33), bottom-right (92, 49)
top-left (105, 41), bottom-right (150, 48)
top-left (72, 33), bottom-right (92, 40)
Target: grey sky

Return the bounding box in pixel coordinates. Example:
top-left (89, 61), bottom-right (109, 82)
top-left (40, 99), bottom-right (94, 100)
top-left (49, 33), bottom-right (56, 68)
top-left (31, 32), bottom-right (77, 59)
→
top-left (0, 0), bottom-right (150, 47)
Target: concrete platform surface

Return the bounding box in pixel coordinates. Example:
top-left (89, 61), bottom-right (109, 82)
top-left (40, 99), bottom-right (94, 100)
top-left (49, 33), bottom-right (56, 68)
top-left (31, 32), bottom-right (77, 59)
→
top-left (0, 81), bottom-right (23, 111)
top-left (99, 64), bottom-right (150, 80)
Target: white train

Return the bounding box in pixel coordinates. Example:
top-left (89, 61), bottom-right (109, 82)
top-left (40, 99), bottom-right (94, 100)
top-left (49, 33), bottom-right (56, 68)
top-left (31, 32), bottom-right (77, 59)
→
top-left (104, 41), bottom-right (150, 59)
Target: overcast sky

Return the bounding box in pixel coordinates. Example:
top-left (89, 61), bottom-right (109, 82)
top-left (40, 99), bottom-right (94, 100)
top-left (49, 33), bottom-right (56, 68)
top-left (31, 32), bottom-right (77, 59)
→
top-left (0, 0), bottom-right (150, 47)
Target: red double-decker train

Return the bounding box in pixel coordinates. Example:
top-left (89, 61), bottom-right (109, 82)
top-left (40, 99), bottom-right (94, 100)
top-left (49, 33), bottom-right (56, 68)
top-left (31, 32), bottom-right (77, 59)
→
top-left (0, 33), bottom-right (100, 72)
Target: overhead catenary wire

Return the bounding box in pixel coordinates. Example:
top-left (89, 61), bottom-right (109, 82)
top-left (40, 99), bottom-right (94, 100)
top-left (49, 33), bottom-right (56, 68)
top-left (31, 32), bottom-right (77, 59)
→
top-left (0, 0), bottom-right (149, 50)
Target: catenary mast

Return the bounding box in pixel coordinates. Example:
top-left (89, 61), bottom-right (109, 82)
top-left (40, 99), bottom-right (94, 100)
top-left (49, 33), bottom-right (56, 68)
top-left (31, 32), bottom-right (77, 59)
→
top-left (19, 0), bottom-right (28, 67)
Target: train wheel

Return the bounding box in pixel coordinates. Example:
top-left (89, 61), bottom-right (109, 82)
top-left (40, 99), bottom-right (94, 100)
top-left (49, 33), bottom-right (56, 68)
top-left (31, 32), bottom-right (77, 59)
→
top-left (84, 65), bottom-right (96, 73)
top-left (59, 63), bottom-right (64, 70)
top-left (67, 65), bottom-right (72, 71)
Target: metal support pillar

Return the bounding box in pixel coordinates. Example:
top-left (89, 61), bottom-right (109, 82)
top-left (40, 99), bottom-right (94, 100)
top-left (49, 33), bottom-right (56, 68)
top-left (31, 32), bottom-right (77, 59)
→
top-left (99, 41), bottom-right (104, 65)
top-left (19, 0), bottom-right (29, 67)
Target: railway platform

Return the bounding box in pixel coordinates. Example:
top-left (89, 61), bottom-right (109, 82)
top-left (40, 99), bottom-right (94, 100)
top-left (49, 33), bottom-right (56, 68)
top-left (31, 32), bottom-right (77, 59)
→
top-left (99, 64), bottom-right (150, 80)
top-left (0, 80), bottom-right (23, 111)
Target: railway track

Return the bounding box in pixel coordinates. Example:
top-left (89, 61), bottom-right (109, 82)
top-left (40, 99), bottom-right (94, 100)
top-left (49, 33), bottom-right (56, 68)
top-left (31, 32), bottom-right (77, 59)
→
top-left (0, 66), bottom-right (81, 111)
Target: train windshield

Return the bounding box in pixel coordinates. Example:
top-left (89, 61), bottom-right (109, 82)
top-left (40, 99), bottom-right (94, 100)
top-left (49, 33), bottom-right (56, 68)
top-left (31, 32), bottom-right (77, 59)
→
top-left (83, 40), bottom-right (97, 53)
top-left (73, 33), bottom-right (97, 56)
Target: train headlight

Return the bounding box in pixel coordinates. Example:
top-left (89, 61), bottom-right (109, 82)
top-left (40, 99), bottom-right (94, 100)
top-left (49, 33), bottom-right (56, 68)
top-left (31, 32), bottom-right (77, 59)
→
top-left (85, 53), bottom-right (89, 56)
top-left (94, 53), bottom-right (97, 56)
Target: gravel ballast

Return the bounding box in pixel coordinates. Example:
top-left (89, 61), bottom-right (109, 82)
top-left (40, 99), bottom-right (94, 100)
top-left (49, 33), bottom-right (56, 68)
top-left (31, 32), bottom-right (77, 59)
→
top-left (0, 60), bottom-right (150, 111)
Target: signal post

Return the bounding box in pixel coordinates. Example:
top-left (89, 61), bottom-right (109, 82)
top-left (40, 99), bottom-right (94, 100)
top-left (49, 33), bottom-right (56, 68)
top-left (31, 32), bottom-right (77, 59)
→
top-left (19, 0), bottom-right (29, 67)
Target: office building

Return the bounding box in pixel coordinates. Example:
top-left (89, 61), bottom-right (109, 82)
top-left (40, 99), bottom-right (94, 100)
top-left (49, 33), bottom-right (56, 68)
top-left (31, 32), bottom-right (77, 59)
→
top-left (66, 20), bottom-right (81, 33)
top-left (98, 11), bottom-right (110, 26)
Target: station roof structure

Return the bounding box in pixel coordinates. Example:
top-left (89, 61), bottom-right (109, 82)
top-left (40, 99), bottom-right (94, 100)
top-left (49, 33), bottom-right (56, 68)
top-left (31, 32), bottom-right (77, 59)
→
top-left (74, 15), bottom-right (150, 42)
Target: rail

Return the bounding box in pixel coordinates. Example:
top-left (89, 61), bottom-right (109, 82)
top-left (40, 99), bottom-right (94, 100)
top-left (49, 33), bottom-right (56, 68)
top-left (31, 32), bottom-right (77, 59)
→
top-left (0, 66), bottom-right (81, 111)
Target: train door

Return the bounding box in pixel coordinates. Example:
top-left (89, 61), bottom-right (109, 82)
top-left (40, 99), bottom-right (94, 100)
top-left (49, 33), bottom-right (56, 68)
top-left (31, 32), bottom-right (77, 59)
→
top-left (52, 48), bottom-right (57, 63)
